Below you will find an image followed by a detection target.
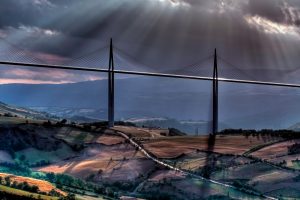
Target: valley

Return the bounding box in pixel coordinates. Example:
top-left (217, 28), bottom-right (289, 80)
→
top-left (0, 102), bottom-right (299, 199)
top-left (0, 108), bottom-right (299, 199)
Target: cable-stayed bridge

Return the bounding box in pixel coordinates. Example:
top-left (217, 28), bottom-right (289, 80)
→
top-left (1, 39), bottom-right (300, 134)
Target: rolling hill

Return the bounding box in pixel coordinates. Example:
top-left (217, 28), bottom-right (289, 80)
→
top-left (0, 77), bottom-right (299, 130)
top-left (0, 101), bottom-right (55, 120)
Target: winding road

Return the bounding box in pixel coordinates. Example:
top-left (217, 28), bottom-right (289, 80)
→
top-left (113, 129), bottom-right (278, 200)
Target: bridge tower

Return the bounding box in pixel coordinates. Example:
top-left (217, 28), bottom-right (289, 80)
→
top-left (212, 48), bottom-right (218, 134)
top-left (108, 39), bottom-right (115, 128)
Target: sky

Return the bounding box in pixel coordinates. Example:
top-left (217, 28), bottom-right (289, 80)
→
top-left (0, 0), bottom-right (300, 84)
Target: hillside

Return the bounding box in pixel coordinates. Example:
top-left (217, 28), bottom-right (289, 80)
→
top-left (289, 122), bottom-right (300, 131)
top-left (0, 101), bottom-right (55, 120)
top-left (126, 117), bottom-right (229, 135)
top-left (0, 173), bottom-right (65, 196)
top-left (0, 78), bottom-right (299, 130)
top-left (0, 114), bottom-right (300, 199)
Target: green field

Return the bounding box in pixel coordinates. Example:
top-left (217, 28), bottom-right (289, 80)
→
top-left (55, 127), bottom-right (97, 144)
top-left (192, 179), bottom-right (264, 200)
top-left (0, 116), bottom-right (44, 125)
top-left (291, 160), bottom-right (300, 170)
top-left (266, 188), bottom-right (300, 199)
top-left (0, 185), bottom-right (59, 200)
top-left (15, 145), bottom-right (75, 165)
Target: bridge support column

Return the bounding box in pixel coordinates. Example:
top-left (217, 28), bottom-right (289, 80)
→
top-left (212, 49), bottom-right (218, 134)
top-left (108, 39), bottom-right (115, 128)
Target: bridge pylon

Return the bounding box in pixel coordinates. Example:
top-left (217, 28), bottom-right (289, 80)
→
top-left (108, 39), bottom-right (115, 128)
top-left (212, 48), bottom-right (218, 135)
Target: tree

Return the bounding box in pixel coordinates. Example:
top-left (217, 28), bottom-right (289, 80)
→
top-left (30, 185), bottom-right (39, 193)
top-left (288, 143), bottom-right (300, 155)
top-left (98, 169), bottom-right (103, 175)
top-left (61, 119), bottom-right (67, 124)
top-left (46, 172), bottom-right (55, 182)
top-left (48, 189), bottom-right (61, 197)
top-left (43, 120), bottom-right (52, 126)
top-left (83, 124), bottom-right (91, 131)
top-left (19, 155), bottom-right (26, 162)
top-left (4, 177), bottom-right (10, 186)
top-left (11, 181), bottom-right (18, 188)
top-left (4, 113), bottom-right (13, 117)
top-left (65, 193), bottom-right (76, 200)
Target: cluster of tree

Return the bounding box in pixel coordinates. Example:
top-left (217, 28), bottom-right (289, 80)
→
top-left (58, 193), bottom-right (76, 200)
top-left (29, 160), bottom-right (51, 168)
top-left (205, 195), bottom-right (236, 200)
top-left (288, 143), bottom-right (300, 155)
top-left (42, 120), bottom-right (53, 127)
top-left (0, 177), bottom-right (39, 193)
top-left (82, 124), bottom-right (92, 131)
top-left (45, 173), bottom-right (86, 189)
top-left (43, 119), bottom-right (136, 134)
top-left (69, 143), bottom-right (85, 152)
top-left (168, 128), bottom-right (186, 136)
top-left (42, 119), bottom-right (98, 133)
top-left (44, 173), bottom-right (114, 197)
top-left (138, 193), bottom-right (172, 200)
top-left (2, 112), bottom-right (17, 117)
top-left (220, 129), bottom-right (300, 139)
top-left (42, 119), bottom-right (99, 132)
top-left (0, 162), bottom-right (31, 176)
top-left (0, 170), bottom-right (81, 199)
top-left (137, 179), bottom-right (191, 200)
top-left (245, 155), bottom-right (298, 172)
top-left (52, 119), bottom-right (68, 127)
top-left (294, 174), bottom-right (300, 182)
top-left (232, 180), bottom-right (262, 197)
top-left (0, 130), bottom-right (28, 154)
top-left (0, 187), bottom-right (74, 200)
top-left (278, 160), bottom-right (287, 166)
top-left (0, 191), bottom-right (38, 200)
top-left (0, 190), bottom-right (76, 200)
top-left (43, 119), bottom-right (68, 127)
top-left (109, 181), bottom-right (135, 191)
top-left (83, 121), bottom-right (136, 128)
top-left (198, 165), bottom-right (223, 178)
top-left (0, 162), bottom-right (127, 199)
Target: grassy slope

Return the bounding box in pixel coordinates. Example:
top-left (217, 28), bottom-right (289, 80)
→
top-left (0, 185), bottom-right (59, 200)
top-left (0, 116), bottom-right (44, 125)
top-left (15, 145), bottom-right (74, 164)
top-left (0, 173), bottom-right (66, 195)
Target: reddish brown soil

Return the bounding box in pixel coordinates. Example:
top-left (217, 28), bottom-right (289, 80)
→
top-left (0, 173), bottom-right (66, 196)
top-left (142, 135), bottom-right (267, 158)
top-left (96, 135), bottom-right (125, 145)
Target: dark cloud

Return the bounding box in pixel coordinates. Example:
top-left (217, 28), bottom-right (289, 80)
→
top-left (0, 0), bottom-right (300, 83)
top-left (244, 0), bottom-right (300, 26)
top-left (0, 0), bottom-right (52, 28)
top-left (245, 0), bottom-right (285, 23)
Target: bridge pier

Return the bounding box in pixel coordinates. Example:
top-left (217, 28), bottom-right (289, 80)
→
top-left (212, 49), bottom-right (218, 134)
top-left (108, 39), bottom-right (115, 128)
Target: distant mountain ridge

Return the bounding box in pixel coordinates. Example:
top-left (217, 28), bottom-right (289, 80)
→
top-left (289, 122), bottom-right (300, 131)
top-left (0, 77), bottom-right (299, 130)
top-left (0, 101), bottom-right (54, 120)
top-left (125, 117), bottom-right (229, 135)
top-left (30, 106), bottom-right (105, 122)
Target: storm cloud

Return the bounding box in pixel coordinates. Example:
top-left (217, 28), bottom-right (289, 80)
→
top-left (0, 0), bottom-right (300, 83)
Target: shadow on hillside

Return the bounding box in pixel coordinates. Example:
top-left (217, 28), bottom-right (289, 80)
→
top-left (200, 133), bottom-right (216, 195)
